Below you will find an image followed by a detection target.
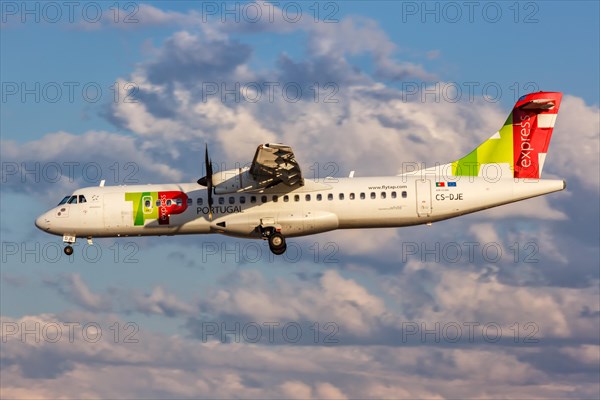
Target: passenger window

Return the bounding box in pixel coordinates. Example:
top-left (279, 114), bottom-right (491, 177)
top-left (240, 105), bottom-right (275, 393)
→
top-left (381, 192), bottom-right (386, 199)
top-left (272, 195), bottom-right (278, 202)
top-left (144, 200), bottom-right (151, 208)
top-left (68, 195), bottom-right (77, 204)
top-left (349, 193), bottom-right (355, 200)
top-left (402, 191), bottom-right (408, 198)
top-left (294, 195), bottom-right (300, 202)
top-left (370, 192), bottom-right (376, 199)
top-left (240, 196), bottom-right (246, 204)
top-left (167, 199), bottom-right (173, 206)
top-left (283, 195), bottom-right (289, 202)
top-left (317, 194), bottom-right (322, 201)
top-left (328, 193), bottom-right (333, 200)
top-left (339, 193), bottom-right (344, 200)
top-left (360, 193), bottom-right (365, 200)
top-left (305, 194), bottom-right (311, 201)
top-left (197, 198), bottom-right (203, 206)
top-left (156, 200), bottom-right (161, 207)
top-left (261, 195), bottom-right (267, 203)
top-left (229, 197), bottom-right (235, 205)
top-left (218, 197), bottom-right (224, 205)
top-left (79, 195), bottom-right (87, 203)
top-left (251, 196), bottom-right (257, 203)
top-left (187, 198), bottom-right (192, 205)
top-left (176, 199), bottom-right (182, 206)
top-left (391, 191), bottom-right (397, 199)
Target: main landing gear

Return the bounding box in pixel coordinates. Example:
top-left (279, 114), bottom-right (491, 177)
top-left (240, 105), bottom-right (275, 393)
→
top-left (259, 225), bottom-right (287, 255)
top-left (268, 232), bottom-right (287, 255)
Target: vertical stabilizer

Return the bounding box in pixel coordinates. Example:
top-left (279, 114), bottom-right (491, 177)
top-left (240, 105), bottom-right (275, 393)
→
top-left (451, 92), bottom-right (562, 179)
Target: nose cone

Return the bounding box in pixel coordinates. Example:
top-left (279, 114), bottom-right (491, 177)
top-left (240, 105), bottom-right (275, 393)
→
top-left (35, 213), bottom-right (51, 232)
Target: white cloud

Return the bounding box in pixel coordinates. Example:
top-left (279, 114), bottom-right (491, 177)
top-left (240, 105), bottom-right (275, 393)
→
top-left (74, 4), bottom-right (203, 31)
top-left (44, 273), bottom-right (113, 312)
top-left (3, 5), bottom-right (599, 399)
top-left (279, 380), bottom-right (314, 399)
top-left (2, 312), bottom-right (598, 399)
top-left (131, 286), bottom-right (197, 317)
top-left (308, 18), bottom-right (435, 81)
top-left (383, 259), bottom-right (600, 341)
top-left (201, 269), bottom-right (386, 337)
top-left (1, 130), bottom-right (184, 197)
top-left (551, 95), bottom-right (600, 189)
top-left (475, 195), bottom-right (568, 220)
top-left (560, 345), bottom-right (600, 366)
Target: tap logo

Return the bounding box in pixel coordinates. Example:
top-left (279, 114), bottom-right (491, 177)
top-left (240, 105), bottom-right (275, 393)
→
top-left (125, 191), bottom-right (188, 226)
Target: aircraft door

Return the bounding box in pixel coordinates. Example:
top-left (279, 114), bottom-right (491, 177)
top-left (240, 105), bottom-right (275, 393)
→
top-left (415, 179), bottom-right (432, 217)
top-left (104, 193), bottom-right (127, 228)
top-left (76, 194), bottom-right (90, 226)
top-left (81, 194), bottom-right (103, 227)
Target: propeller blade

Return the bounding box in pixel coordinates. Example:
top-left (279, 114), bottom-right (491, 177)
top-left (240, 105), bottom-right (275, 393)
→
top-left (198, 144), bottom-right (213, 220)
top-left (197, 145), bottom-right (212, 186)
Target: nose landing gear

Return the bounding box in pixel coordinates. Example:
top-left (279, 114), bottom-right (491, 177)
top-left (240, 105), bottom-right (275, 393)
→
top-left (62, 234), bottom-right (76, 256)
top-left (64, 245), bottom-right (74, 256)
top-left (61, 235), bottom-right (93, 256)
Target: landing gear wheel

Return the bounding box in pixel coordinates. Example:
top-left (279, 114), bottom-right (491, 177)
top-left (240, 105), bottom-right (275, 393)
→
top-left (64, 245), bottom-right (74, 256)
top-left (268, 232), bottom-right (286, 255)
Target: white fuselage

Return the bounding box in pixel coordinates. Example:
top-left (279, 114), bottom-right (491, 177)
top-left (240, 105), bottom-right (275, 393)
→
top-left (35, 176), bottom-right (566, 240)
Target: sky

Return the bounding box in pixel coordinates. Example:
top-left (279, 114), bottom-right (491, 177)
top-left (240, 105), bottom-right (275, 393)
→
top-left (1, 1), bottom-right (599, 398)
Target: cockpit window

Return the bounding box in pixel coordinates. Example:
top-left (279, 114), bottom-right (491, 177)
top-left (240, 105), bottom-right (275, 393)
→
top-left (67, 195), bottom-right (77, 204)
top-left (79, 195), bottom-right (87, 203)
top-left (58, 196), bottom-right (70, 205)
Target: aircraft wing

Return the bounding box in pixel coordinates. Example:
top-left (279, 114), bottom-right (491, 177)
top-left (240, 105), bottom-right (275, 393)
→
top-left (249, 143), bottom-right (304, 189)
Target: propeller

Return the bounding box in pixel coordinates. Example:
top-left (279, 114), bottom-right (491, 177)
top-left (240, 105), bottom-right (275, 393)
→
top-left (197, 144), bottom-right (214, 220)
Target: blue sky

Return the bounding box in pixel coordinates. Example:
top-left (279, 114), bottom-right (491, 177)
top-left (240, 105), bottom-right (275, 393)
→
top-left (1, 1), bottom-right (599, 398)
top-left (2, 1), bottom-right (598, 140)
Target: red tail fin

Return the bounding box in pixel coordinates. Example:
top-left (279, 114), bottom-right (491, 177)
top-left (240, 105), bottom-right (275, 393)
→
top-left (512, 92), bottom-right (562, 179)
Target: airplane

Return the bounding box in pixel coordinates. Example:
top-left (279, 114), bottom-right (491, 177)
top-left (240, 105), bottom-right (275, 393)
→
top-left (35, 91), bottom-right (566, 255)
